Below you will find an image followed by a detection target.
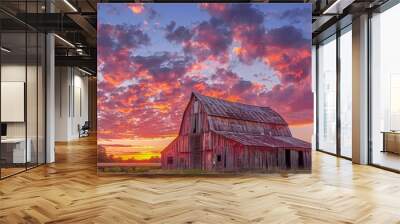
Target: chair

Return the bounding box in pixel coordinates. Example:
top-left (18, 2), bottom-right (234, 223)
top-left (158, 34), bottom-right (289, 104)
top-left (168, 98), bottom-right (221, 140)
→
top-left (79, 121), bottom-right (90, 138)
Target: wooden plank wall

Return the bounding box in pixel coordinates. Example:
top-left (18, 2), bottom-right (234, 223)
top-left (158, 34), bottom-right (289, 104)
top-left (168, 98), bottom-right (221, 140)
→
top-left (208, 116), bottom-right (292, 137)
top-left (161, 136), bottom-right (190, 169)
top-left (162, 133), bottom-right (311, 171)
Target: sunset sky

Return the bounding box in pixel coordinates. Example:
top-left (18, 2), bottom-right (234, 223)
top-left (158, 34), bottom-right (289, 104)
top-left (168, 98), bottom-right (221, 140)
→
top-left (97, 3), bottom-right (313, 161)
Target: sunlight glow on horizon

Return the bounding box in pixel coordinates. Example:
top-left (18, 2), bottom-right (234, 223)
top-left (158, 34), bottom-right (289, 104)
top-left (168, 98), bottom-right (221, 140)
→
top-left (100, 136), bottom-right (177, 159)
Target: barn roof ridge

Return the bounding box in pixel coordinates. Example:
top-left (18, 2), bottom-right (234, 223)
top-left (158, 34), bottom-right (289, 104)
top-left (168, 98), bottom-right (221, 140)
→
top-left (191, 92), bottom-right (288, 125)
top-left (192, 91), bottom-right (271, 110)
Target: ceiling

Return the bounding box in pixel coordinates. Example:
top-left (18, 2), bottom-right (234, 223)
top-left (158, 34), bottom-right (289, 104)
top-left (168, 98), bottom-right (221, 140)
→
top-left (0, 0), bottom-right (98, 73)
top-left (0, 0), bottom-right (394, 73)
top-left (310, 0), bottom-right (390, 43)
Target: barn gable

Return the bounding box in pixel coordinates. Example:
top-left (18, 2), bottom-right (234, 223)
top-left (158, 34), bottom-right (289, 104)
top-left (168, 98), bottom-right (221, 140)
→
top-left (178, 93), bottom-right (210, 136)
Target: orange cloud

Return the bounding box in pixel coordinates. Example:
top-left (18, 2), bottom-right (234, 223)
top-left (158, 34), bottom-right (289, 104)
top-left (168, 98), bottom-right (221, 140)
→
top-left (152, 103), bottom-right (170, 113)
top-left (233, 47), bottom-right (242, 55)
top-left (128, 3), bottom-right (144, 14)
top-left (225, 95), bottom-right (241, 102)
top-left (193, 82), bottom-right (206, 91)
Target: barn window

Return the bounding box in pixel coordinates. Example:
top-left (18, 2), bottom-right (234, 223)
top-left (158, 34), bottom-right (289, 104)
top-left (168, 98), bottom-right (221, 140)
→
top-left (217, 154), bottom-right (222, 162)
top-left (193, 100), bottom-right (199, 114)
top-left (192, 114), bottom-right (198, 133)
top-left (192, 100), bottom-right (200, 134)
top-left (167, 157), bottom-right (174, 165)
top-left (298, 151), bottom-right (304, 168)
top-left (285, 150), bottom-right (291, 169)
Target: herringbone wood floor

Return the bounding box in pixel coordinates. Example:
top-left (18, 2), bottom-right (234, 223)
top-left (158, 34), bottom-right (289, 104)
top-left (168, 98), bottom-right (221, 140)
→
top-left (1, 136), bottom-right (400, 224)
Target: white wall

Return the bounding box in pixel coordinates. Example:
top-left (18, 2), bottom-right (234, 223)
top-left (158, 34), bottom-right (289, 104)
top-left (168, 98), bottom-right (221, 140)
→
top-left (72, 73), bottom-right (89, 138)
top-left (55, 67), bottom-right (70, 141)
top-left (1, 63), bottom-right (46, 164)
top-left (55, 67), bottom-right (89, 141)
top-left (1, 65), bottom-right (27, 139)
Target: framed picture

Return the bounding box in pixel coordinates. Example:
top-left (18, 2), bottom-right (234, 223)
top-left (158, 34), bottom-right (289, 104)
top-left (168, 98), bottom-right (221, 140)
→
top-left (97, 3), bottom-right (313, 174)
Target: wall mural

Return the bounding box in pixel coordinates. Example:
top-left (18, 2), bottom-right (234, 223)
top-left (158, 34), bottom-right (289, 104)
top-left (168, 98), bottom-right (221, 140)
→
top-left (97, 3), bottom-right (313, 174)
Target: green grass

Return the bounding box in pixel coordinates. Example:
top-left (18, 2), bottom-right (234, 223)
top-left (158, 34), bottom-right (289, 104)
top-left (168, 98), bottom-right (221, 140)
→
top-left (99, 167), bottom-right (311, 175)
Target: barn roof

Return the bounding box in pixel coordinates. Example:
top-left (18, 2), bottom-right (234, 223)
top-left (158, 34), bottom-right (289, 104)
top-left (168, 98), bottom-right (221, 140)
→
top-left (215, 131), bottom-right (311, 149)
top-left (193, 92), bottom-right (287, 125)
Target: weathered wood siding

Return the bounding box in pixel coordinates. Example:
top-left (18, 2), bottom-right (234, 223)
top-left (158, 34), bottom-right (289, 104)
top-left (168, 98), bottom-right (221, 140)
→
top-left (204, 132), bottom-right (311, 171)
top-left (161, 136), bottom-right (191, 169)
top-left (162, 134), bottom-right (311, 171)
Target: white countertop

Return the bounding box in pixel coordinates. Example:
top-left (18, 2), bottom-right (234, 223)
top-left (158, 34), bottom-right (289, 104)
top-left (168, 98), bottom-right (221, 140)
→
top-left (1, 138), bottom-right (30, 143)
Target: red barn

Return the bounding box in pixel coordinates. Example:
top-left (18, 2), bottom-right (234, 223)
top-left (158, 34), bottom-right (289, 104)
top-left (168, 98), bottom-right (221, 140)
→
top-left (161, 92), bottom-right (311, 171)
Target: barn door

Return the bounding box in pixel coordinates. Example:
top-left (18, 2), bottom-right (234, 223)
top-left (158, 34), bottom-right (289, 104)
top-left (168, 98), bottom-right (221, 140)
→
top-left (190, 135), bottom-right (202, 169)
